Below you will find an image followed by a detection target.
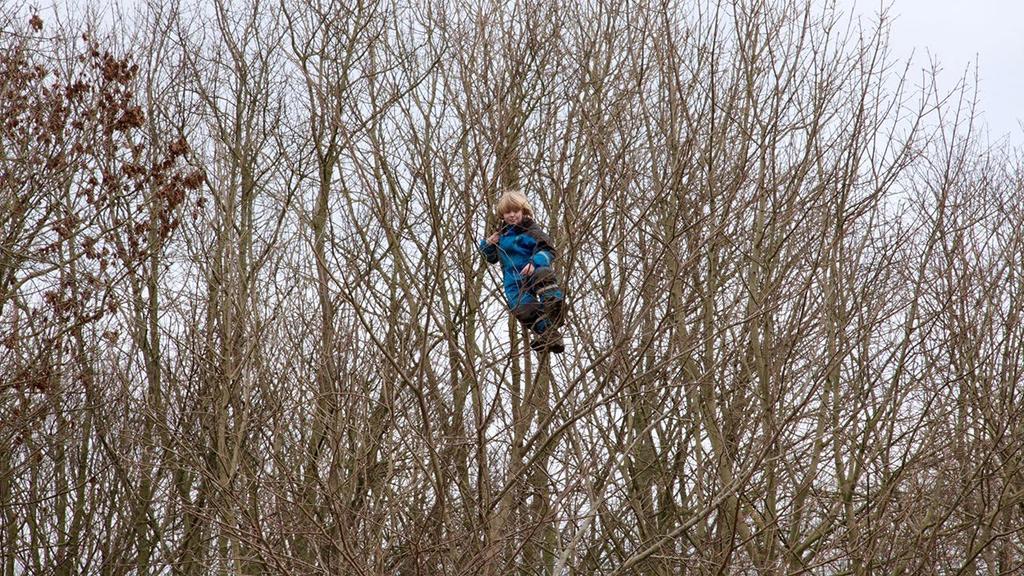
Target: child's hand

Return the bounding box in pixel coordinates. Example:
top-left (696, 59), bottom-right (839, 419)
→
top-left (486, 232), bottom-right (500, 245)
top-left (521, 263), bottom-right (535, 276)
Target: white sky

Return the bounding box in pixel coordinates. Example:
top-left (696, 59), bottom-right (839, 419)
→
top-left (845, 0), bottom-right (1024, 146)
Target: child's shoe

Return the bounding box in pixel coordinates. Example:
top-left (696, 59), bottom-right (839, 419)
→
top-left (531, 330), bottom-right (565, 354)
top-left (547, 334), bottom-right (565, 354)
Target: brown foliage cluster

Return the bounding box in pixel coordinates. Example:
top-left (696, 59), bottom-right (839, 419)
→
top-left (0, 18), bottom-right (199, 391)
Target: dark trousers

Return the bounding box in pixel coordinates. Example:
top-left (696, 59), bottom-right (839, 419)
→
top-left (512, 298), bottom-right (564, 336)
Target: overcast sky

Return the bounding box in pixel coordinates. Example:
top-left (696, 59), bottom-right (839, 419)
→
top-left (844, 0), bottom-right (1024, 146)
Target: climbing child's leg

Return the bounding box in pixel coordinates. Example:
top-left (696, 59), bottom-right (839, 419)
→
top-left (507, 270), bottom-right (567, 354)
top-left (511, 302), bottom-right (564, 353)
top-left (512, 302), bottom-right (544, 333)
top-left (528, 269), bottom-right (566, 353)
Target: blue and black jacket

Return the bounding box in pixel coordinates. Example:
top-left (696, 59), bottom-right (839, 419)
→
top-left (478, 217), bottom-right (561, 310)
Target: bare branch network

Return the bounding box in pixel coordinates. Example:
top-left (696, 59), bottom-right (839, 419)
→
top-left (2, 1), bottom-right (1023, 574)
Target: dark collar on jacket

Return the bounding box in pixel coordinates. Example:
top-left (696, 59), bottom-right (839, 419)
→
top-left (503, 217), bottom-right (533, 234)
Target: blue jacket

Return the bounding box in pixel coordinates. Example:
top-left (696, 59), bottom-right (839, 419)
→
top-left (478, 217), bottom-right (556, 309)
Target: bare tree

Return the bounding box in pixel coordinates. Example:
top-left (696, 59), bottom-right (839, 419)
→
top-left (6, 0), bottom-right (1024, 574)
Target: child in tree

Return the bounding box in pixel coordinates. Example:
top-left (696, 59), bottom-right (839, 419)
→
top-left (479, 191), bottom-right (566, 353)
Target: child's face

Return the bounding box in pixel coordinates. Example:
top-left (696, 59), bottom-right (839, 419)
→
top-left (502, 209), bottom-right (524, 226)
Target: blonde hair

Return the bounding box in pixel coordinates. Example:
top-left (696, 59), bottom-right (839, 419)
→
top-left (495, 190), bottom-right (534, 218)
